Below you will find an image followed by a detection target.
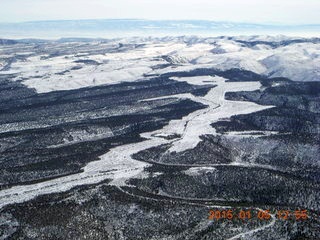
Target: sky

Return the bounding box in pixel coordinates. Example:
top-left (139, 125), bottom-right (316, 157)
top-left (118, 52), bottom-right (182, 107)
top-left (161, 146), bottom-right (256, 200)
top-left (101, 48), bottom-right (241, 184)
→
top-left (0, 0), bottom-right (319, 25)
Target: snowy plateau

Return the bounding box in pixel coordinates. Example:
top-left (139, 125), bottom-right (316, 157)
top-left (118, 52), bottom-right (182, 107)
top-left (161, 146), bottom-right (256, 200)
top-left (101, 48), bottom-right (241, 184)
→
top-left (0, 35), bottom-right (319, 240)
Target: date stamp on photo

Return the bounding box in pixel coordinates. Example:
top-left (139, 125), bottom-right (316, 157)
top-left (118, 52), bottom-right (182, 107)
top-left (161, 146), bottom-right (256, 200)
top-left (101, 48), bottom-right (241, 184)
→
top-left (208, 209), bottom-right (309, 221)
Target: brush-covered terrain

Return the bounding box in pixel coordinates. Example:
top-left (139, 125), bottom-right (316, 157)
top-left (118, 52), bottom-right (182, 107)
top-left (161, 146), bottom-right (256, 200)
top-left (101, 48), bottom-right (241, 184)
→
top-left (0, 36), bottom-right (319, 240)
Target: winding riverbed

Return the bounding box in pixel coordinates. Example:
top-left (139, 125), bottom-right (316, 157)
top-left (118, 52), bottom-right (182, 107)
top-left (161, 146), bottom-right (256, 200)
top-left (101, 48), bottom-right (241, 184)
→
top-left (0, 76), bottom-right (273, 211)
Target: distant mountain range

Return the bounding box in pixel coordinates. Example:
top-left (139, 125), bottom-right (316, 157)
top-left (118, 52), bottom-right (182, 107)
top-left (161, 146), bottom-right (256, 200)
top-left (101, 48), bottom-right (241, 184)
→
top-left (0, 19), bottom-right (319, 39)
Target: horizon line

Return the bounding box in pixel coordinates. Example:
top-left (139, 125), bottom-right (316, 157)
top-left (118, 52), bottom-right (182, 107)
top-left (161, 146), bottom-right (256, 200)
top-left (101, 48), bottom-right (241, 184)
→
top-left (0, 18), bottom-right (319, 27)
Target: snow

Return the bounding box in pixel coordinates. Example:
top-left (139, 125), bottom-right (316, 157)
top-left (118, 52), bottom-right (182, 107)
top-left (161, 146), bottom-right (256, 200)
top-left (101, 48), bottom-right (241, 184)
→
top-left (7, 54), bottom-right (157, 93)
top-left (0, 42), bottom-right (185, 93)
top-left (184, 167), bottom-right (217, 176)
top-left (1, 36), bottom-right (319, 93)
top-left (227, 208), bottom-right (276, 240)
top-left (225, 130), bottom-right (279, 138)
top-left (145, 76), bottom-right (274, 153)
top-left (48, 127), bottom-right (114, 148)
top-left (0, 35), bottom-right (317, 210)
top-left (154, 38), bottom-right (320, 82)
top-left (0, 74), bottom-right (275, 210)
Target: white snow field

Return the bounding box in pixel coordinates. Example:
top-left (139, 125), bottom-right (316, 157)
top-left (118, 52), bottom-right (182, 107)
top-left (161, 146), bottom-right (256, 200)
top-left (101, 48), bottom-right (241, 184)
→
top-left (142, 76), bottom-right (274, 153)
top-left (0, 36), bottom-right (319, 93)
top-left (0, 74), bottom-right (273, 209)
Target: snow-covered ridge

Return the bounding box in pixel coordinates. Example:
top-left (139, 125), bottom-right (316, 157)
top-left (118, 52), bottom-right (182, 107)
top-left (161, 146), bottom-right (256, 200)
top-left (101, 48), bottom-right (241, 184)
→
top-left (0, 35), bottom-right (319, 93)
top-left (1, 19), bottom-right (319, 39)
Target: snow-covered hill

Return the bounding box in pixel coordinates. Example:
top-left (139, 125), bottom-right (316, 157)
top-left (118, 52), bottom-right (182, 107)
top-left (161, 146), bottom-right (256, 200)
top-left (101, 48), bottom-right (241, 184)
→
top-left (0, 36), bottom-right (319, 93)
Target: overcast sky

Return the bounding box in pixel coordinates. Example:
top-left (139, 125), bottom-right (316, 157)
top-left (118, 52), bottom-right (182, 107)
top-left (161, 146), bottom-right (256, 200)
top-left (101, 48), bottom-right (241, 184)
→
top-left (0, 0), bottom-right (319, 24)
